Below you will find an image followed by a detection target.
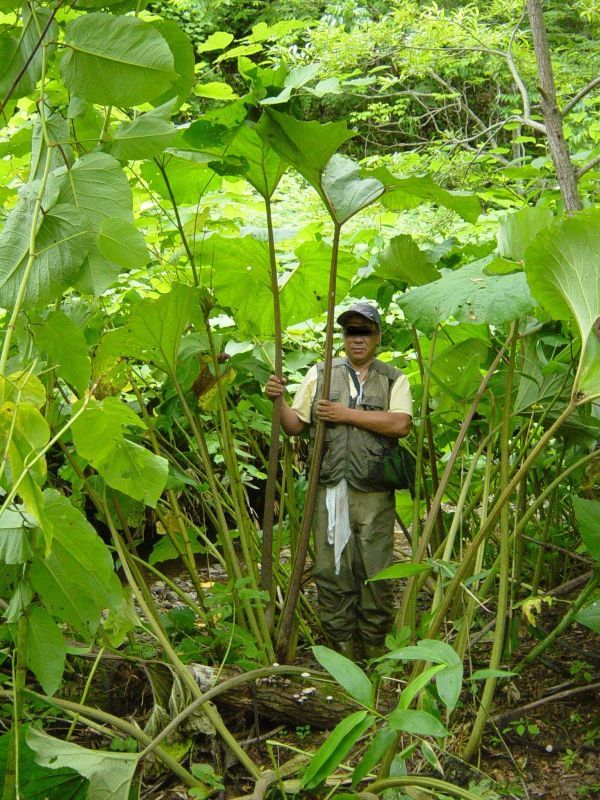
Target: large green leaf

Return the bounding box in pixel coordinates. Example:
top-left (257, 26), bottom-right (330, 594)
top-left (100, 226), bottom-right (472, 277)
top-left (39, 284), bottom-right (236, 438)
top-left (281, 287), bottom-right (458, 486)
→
top-left (300, 711), bottom-right (372, 790)
top-left (575, 600), bottom-right (600, 634)
top-left (0, 5), bottom-right (57, 100)
top-left (0, 507), bottom-right (33, 564)
top-left (0, 729), bottom-right (88, 800)
top-left (280, 241), bottom-right (359, 328)
top-left (26, 605), bottom-right (66, 696)
top-left (109, 101), bottom-right (179, 161)
top-left (151, 20), bottom-right (195, 107)
top-left (367, 167), bottom-right (481, 223)
top-left (61, 13), bottom-right (177, 107)
top-left (0, 401), bottom-right (48, 525)
top-left (523, 209), bottom-right (600, 399)
top-left (30, 490), bottom-right (122, 638)
top-left (55, 152), bottom-right (134, 226)
top-left (0, 190), bottom-right (94, 309)
top-left (397, 257), bottom-right (535, 333)
top-left (97, 218), bottom-right (148, 269)
top-left (321, 155), bottom-right (384, 224)
top-left (229, 120), bottom-right (287, 199)
top-left (96, 283), bottom-right (196, 374)
top-left (27, 729), bottom-right (139, 800)
top-left (73, 248), bottom-right (122, 296)
top-left (374, 235), bottom-right (441, 287)
top-left (54, 152), bottom-right (136, 295)
top-left (71, 398), bottom-right (168, 507)
top-left (497, 206), bottom-right (553, 262)
top-left (258, 110), bottom-right (355, 203)
top-left (573, 497), bottom-right (600, 565)
top-left (514, 336), bottom-right (571, 414)
top-left (312, 645), bottom-right (374, 708)
top-left (36, 310), bottom-right (91, 395)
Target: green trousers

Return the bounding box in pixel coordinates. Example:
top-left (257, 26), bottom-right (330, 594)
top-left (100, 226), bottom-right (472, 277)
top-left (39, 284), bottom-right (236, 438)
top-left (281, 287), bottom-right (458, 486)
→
top-left (312, 484), bottom-right (395, 645)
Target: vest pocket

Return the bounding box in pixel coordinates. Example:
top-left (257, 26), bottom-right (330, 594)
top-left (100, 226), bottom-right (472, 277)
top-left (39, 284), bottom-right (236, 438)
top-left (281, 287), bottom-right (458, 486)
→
top-left (360, 393), bottom-right (385, 411)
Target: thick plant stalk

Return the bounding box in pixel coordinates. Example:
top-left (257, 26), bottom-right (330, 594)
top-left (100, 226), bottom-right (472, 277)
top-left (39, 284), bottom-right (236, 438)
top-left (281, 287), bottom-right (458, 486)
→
top-left (107, 512), bottom-right (262, 779)
top-left (205, 328), bottom-right (276, 662)
top-left (275, 223), bottom-right (342, 663)
top-left (261, 195), bottom-right (283, 632)
top-left (462, 331), bottom-right (517, 761)
top-left (171, 380), bottom-right (266, 651)
top-left (397, 336), bottom-right (511, 629)
top-left (397, 329), bottom-right (437, 633)
top-left (411, 328), bottom-right (443, 546)
top-left (424, 401), bottom-right (576, 642)
top-left (2, 617), bottom-right (27, 800)
top-left (17, 690), bottom-right (204, 789)
top-left (455, 439), bottom-right (494, 661)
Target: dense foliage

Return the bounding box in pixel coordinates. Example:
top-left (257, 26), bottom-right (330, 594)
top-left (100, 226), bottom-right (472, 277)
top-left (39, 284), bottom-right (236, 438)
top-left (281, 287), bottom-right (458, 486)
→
top-left (0, 0), bottom-right (598, 796)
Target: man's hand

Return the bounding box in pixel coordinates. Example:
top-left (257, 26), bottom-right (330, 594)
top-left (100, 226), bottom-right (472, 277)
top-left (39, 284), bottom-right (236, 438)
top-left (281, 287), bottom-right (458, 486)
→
top-left (265, 374), bottom-right (287, 400)
top-left (315, 400), bottom-right (350, 424)
top-left (264, 375), bottom-right (306, 436)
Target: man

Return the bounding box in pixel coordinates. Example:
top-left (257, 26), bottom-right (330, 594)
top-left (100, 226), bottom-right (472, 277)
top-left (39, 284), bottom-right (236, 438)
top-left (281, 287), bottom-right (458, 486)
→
top-left (266, 303), bottom-right (413, 659)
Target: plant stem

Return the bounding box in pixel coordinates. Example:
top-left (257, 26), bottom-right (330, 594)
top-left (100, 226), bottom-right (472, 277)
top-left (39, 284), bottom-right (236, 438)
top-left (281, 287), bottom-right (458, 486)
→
top-left (107, 510), bottom-right (262, 779)
top-left (261, 193), bottom-right (283, 633)
top-left (462, 328), bottom-right (517, 761)
top-left (397, 336), bottom-right (511, 628)
top-left (275, 222), bottom-right (342, 662)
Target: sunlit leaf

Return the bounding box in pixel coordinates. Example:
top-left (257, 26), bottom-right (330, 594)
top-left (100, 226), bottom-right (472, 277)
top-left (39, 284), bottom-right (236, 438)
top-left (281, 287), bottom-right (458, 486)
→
top-left (30, 490), bottom-right (123, 638)
top-left (258, 110), bottom-right (355, 202)
top-left (497, 206), bottom-right (553, 262)
top-left (524, 209), bottom-right (600, 399)
top-left (322, 155), bottom-right (384, 223)
top-left (398, 257), bottom-right (535, 332)
top-left (374, 235), bottom-right (441, 287)
top-left (61, 13), bottom-right (177, 106)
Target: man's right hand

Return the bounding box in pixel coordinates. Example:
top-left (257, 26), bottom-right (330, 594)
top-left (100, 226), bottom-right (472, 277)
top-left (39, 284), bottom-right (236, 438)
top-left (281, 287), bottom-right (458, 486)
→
top-left (265, 374), bottom-right (287, 400)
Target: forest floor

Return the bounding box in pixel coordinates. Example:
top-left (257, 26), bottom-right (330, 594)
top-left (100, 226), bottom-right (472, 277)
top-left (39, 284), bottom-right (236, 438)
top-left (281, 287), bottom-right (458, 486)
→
top-left (114, 537), bottom-right (600, 800)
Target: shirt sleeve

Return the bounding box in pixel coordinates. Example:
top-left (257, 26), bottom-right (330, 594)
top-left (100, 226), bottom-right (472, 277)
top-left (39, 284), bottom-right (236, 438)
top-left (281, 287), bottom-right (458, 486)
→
top-left (290, 365), bottom-right (318, 424)
top-left (389, 372), bottom-right (413, 417)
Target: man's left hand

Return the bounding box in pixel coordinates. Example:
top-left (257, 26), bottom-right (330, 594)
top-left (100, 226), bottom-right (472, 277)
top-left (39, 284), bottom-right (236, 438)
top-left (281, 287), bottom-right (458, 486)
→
top-left (315, 400), bottom-right (350, 424)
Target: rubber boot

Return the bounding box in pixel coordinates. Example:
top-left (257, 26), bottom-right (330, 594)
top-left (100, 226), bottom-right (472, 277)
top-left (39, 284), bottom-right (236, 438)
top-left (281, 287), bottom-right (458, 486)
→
top-left (328, 637), bottom-right (357, 661)
top-left (361, 638), bottom-right (385, 661)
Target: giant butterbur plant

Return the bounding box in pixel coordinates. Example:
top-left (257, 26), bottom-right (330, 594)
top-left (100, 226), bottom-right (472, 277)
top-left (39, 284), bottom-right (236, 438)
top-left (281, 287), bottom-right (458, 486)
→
top-left (0, 0), bottom-right (598, 795)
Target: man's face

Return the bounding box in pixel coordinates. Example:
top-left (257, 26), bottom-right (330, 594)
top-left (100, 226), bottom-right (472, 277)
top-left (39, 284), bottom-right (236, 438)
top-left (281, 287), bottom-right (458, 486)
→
top-left (342, 314), bottom-right (381, 366)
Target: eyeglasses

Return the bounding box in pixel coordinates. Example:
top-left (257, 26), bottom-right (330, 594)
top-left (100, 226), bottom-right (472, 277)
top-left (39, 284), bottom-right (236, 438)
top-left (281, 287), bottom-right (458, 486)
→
top-left (343, 326), bottom-right (377, 337)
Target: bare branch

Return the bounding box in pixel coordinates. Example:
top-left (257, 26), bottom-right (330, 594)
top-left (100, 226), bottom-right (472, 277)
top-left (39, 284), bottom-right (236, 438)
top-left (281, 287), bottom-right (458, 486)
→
top-left (506, 8), bottom-right (532, 121)
top-left (562, 76), bottom-right (600, 117)
top-left (577, 153), bottom-right (600, 179)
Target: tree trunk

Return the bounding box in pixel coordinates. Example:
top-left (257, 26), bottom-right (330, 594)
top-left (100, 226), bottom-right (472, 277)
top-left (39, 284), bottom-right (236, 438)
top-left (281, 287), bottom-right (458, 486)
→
top-left (526, 0), bottom-right (582, 213)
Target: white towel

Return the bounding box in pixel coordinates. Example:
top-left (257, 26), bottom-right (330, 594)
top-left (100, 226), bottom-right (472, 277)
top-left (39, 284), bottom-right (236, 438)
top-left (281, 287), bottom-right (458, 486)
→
top-left (325, 478), bottom-right (352, 575)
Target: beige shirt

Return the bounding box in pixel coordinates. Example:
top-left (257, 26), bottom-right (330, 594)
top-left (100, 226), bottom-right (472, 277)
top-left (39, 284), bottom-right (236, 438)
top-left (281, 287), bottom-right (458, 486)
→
top-left (291, 363), bottom-right (413, 424)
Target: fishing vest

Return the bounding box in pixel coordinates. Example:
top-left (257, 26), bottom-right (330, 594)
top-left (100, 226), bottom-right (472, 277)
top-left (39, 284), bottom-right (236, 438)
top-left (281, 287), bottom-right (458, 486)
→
top-left (309, 357), bottom-right (404, 492)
